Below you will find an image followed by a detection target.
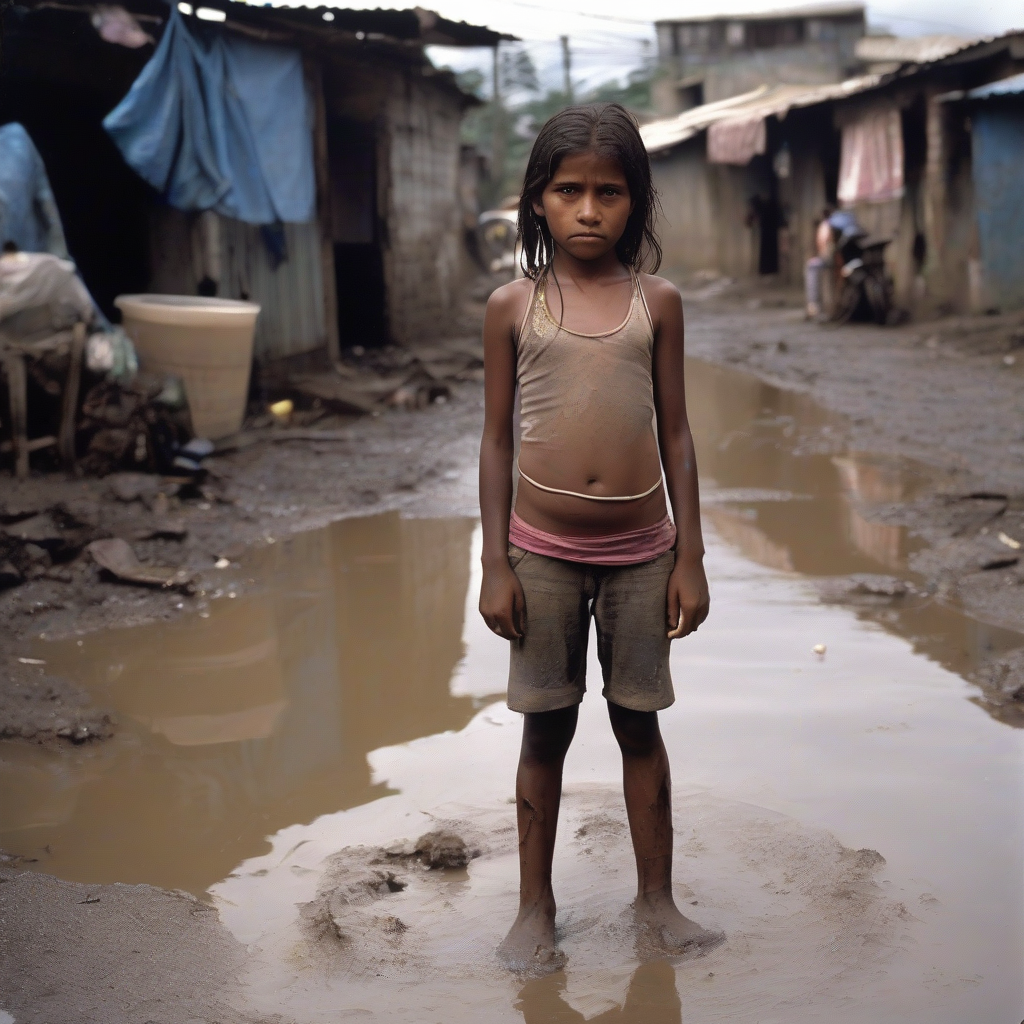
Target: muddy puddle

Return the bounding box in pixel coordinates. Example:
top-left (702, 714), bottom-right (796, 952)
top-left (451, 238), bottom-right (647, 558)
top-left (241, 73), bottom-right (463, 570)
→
top-left (1, 359), bottom-right (1022, 1022)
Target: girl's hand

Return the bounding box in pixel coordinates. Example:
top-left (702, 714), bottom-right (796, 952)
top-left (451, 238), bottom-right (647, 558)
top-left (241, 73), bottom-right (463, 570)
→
top-left (480, 563), bottom-right (527, 640)
top-left (666, 556), bottom-right (710, 639)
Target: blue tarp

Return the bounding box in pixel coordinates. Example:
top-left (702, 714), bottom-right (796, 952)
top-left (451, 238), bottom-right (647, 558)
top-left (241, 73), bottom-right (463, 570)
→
top-left (0, 123), bottom-right (69, 256)
top-left (103, 7), bottom-right (315, 225)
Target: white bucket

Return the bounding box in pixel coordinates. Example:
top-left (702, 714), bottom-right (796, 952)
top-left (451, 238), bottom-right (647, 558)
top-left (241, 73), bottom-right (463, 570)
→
top-left (115, 294), bottom-right (261, 440)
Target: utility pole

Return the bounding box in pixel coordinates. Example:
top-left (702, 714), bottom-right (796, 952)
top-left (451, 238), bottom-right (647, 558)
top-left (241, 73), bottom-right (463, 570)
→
top-left (560, 35), bottom-right (573, 104)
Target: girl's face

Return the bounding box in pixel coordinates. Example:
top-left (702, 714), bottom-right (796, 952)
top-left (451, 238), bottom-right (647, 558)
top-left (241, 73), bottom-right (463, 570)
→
top-left (533, 149), bottom-right (633, 263)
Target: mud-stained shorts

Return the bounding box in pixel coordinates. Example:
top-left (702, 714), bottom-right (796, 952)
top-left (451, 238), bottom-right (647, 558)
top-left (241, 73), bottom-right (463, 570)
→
top-left (506, 544), bottom-right (676, 714)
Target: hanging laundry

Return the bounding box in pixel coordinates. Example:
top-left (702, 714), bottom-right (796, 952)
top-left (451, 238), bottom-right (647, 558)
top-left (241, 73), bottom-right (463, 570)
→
top-left (103, 7), bottom-right (315, 225)
top-left (91, 5), bottom-right (153, 49)
top-left (837, 107), bottom-right (904, 206)
top-left (0, 123), bottom-right (69, 257)
top-left (707, 116), bottom-right (767, 166)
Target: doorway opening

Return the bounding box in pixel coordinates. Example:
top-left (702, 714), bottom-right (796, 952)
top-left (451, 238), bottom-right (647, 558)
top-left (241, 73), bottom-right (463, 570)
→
top-left (327, 118), bottom-right (387, 347)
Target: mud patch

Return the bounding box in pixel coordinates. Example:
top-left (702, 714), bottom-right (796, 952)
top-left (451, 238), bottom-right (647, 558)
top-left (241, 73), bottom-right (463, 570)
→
top-left (228, 788), bottom-right (913, 1022)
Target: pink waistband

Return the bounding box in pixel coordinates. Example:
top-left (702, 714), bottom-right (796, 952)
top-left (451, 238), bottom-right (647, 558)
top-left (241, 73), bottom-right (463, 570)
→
top-left (509, 510), bottom-right (676, 566)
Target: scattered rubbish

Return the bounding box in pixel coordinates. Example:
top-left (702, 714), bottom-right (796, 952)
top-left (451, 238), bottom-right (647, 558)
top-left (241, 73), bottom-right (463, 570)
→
top-left (78, 373), bottom-right (193, 476)
top-left (269, 398), bottom-right (294, 422)
top-left (133, 519), bottom-right (188, 541)
top-left (0, 505), bottom-right (102, 587)
top-left (998, 532), bottom-right (1021, 550)
top-left (78, 895), bottom-right (101, 904)
top-left (812, 643), bottom-right (827, 656)
top-left (86, 537), bottom-right (193, 590)
top-left (214, 557), bottom-right (230, 569)
top-left (180, 437), bottom-right (214, 460)
top-left (17, 657), bottom-right (45, 665)
top-left (979, 555), bottom-right (1019, 571)
top-left (85, 327), bottom-right (138, 382)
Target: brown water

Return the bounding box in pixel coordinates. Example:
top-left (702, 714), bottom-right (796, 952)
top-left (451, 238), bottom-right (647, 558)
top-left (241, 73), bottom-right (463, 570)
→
top-left (1, 359), bottom-right (1021, 1023)
top-left (1, 516), bottom-right (492, 893)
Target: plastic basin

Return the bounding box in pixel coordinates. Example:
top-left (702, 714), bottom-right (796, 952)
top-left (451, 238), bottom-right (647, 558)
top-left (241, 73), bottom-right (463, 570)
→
top-left (115, 294), bottom-right (260, 440)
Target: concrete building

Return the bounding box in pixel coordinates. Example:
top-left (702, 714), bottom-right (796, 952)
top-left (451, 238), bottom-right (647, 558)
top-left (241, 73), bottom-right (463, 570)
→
top-left (0, 1), bottom-right (505, 363)
top-left (654, 2), bottom-right (865, 114)
top-left (642, 31), bottom-right (1024, 317)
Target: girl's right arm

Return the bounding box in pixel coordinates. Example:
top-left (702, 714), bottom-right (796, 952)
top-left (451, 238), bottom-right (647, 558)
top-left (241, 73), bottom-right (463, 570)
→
top-left (478, 282), bottom-right (528, 640)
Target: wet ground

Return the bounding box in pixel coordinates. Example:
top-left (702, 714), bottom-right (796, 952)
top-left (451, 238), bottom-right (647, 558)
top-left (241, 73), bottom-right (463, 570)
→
top-left (2, 358), bottom-right (1022, 1022)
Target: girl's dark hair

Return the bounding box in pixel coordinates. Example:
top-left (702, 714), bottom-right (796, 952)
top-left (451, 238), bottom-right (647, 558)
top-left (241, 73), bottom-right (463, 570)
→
top-left (517, 103), bottom-right (661, 279)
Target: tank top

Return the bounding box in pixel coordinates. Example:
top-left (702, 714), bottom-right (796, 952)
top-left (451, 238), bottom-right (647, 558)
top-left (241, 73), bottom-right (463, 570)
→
top-left (515, 266), bottom-right (661, 500)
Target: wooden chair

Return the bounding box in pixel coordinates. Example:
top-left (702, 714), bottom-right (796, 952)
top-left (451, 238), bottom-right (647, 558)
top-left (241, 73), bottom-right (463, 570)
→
top-left (1, 318), bottom-right (86, 478)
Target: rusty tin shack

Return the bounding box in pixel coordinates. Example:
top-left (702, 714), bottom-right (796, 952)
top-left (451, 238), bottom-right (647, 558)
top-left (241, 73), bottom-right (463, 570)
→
top-left (0, 1), bottom-right (505, 363)
top-left (643, 31), bottom-right (1024, 316)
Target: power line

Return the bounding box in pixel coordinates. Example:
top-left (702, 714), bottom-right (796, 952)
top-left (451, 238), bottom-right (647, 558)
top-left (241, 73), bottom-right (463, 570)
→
top-left (484, 0), bottom-right (652, 25)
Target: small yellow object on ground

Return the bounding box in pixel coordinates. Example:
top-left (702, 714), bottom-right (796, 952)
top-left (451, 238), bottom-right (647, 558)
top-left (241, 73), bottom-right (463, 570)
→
top-left (812, 643), bottom-right (827, 656)
top-left (998, 532), bottom-right (1021, 550)
top-left (269, 398), bottom-right (293, 421)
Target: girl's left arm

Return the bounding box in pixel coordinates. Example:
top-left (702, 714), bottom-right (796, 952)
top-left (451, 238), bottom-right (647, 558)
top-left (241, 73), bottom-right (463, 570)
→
top-left (648, 277), bottom-right (710, 639)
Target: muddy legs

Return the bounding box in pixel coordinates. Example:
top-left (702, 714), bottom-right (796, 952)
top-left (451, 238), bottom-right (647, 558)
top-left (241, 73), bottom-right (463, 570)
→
top-left (499, 701), bottom-right (721, 972)
top-left (607, 702), bottom-right (724, 956)
top-left (497, 704), bottom-right (578, 973)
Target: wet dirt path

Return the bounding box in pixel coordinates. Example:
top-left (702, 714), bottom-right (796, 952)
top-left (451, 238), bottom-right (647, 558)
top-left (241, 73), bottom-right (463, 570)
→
top-left (1, 359), bottom-right (1022, 1022)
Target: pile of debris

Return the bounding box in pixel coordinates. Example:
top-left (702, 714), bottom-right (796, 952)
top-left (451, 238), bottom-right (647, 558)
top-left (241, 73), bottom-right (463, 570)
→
top-left (0, 500), bottom-right (106, 589)
top-left (0, 469), bottom-right (222, 592)
top-left (259, 340), bottom-right (483, 423)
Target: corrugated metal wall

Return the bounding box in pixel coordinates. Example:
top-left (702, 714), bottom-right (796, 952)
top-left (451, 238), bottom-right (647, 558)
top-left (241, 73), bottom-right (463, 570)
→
top-left (972, 105), bottom-right (1024, 313)
top-left (219, 218), bottom-right (326, 361)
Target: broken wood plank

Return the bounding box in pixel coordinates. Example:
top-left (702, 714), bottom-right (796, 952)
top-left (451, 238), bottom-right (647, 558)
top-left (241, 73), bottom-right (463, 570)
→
top-left (87, 538), bottom-right (193, 589)
top-left (59, 322), bottom-right (86, 472)
top-left (0, 435), bottom-right (56, 455)
top-left (3, 352), bottom-right (28, 479)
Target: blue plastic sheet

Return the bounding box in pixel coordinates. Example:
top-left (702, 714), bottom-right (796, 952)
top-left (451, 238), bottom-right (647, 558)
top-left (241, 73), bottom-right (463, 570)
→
top-left (0, 123), bottom-right (70, 256)
top-left (103, 7), bottom-right (315, 225)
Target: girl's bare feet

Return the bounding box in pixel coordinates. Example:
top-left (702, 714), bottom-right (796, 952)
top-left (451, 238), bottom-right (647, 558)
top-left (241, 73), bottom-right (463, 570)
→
top-left (632, 889), bottom-right (725, 957)
top-left (497, 895), bottom-right (565, 974)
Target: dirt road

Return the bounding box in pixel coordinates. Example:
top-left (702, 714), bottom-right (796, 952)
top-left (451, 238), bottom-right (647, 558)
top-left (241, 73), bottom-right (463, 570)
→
top-left (1, 287), bottom-right (1023, 1022)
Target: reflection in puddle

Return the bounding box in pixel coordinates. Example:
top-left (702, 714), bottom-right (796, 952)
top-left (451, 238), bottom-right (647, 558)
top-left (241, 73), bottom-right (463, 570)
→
top-left (0, 514), bottom-right (491, 893)
top-left (517, 961), bottom-right (680, 1023)
top-left (686, 359), bottom-right (1023, 687)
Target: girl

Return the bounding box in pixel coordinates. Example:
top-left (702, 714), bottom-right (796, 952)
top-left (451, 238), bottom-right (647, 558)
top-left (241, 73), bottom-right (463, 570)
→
top-left (478, 103), bottom-right (722, 971)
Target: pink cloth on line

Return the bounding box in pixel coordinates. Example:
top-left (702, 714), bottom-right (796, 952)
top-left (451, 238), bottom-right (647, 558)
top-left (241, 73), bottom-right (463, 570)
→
top-left (509, 510), bottom-right (676, 567)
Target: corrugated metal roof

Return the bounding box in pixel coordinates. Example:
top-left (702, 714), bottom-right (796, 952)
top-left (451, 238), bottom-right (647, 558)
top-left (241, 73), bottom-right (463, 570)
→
top-left (641, 77), bottom-right (880, 154)
top-left (855, 34), bottom-right (984, 65)
top-left (968, 71), bottom-right (1024, 98)
top-left (20, 0), bottom-right (514, 46)
top-left (656, 2), bottom-right (863, 27)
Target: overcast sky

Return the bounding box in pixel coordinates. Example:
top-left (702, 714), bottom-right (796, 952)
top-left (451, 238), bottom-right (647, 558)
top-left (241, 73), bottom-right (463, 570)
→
top-left (281, 0), bottom-right (1023, 95)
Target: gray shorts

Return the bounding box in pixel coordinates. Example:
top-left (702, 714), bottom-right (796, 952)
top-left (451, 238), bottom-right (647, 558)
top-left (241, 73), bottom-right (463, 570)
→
top-left (506, 543), bottom-right (676, 714)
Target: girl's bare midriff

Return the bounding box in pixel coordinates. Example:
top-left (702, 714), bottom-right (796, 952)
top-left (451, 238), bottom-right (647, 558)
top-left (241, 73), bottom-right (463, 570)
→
top-left (515, 443), bottom-right (667, 535)
top-left (513, 270), bottom-right (668, 537)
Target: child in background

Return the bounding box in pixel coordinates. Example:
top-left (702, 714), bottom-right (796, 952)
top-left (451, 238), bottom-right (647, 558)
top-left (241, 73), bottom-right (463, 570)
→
top-left (478, 104), bottom-right (723, 971)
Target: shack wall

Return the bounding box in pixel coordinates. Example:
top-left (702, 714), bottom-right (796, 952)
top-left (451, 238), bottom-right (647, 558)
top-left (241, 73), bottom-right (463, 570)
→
top-left (381, 71), bottom-right (467, 346)
top-left (147, 208), bottom-right (327, 362)
top-left (653, 137), bottom-right (759, 279)
top-left (652, 140), bottom-right (718, 277)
